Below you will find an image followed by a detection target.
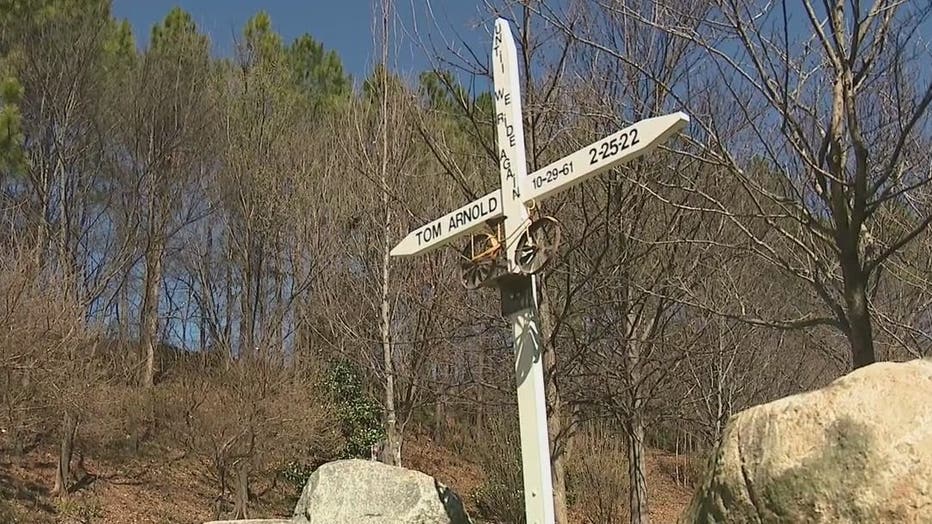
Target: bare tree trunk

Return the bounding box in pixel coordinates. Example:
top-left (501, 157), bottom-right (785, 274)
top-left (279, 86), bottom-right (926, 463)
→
top-left (624, 309), bottom-right (650, 524)
top-left (625, 410), bottom-right (649, 524)
top-left (233, 460), bottom-right (249, 519)
top-left (377, 0), bottom-right (402, 468)
top-left (200, 225), bottom-right (213, 353)
top-left (379, 127), bottom-right (401, 468)
top-left (433, 387), bottom-right (444, 440)
top-left (53, 411), bottom-right (78, 497)
top-left (119, 275), bottom-right (132, 341)
top-left (253, 242), bottom-right (265, 355)
top-left (539, 286), bottom-right (569, 524)
top-left (294, 293), bottom-right (310, 366)
top-left (57, 151), bottom-right (69, 276)
top-left (519, 2), bottom-right (570, 512)
top-left (241, 242), bottom-right (255, 357)
top-left (712, 320), bottom-right (727, 446)
top-left (475, 349), bottom-right (485, 428)
top-left (34, 201), bottom-right (48, 268)
top-left (140, 235), bottom-right (164, 387)
top-left (31, 134), bottom-right (53, 269)
top-left (840, 250), bottom-right (875, 368)
top-left (294, 238), bottom-right (317, 369)
top-left (224, 254), bottom-right (234, 365)
top-left (433, 363), bottom-right (447, 440)
top-left (547, 358), bottom-right (569, 524)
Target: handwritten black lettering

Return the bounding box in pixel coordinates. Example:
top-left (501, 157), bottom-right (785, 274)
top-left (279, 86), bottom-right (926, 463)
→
top-left (416, 222), bottom-right (443, 245)
top-left (447, 196), bottom-right (500, 231)
top-left (495, 89), bottom-right (512, 105)
top-left (588, 127), bottom-right (640, 165)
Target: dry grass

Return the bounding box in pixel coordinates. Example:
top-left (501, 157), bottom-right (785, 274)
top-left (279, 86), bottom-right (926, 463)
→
top-left (0, 425), bottom-right (695, 523)
top-left (403, 431), bottom-right (486, 516)
top-left (0, 252), bottom-right (93, 455)
top-left (567, 426), bottom-right (630, 523)
top-left (0, 249), bottom-right (692, 522)
top-left (0, 443), bottom-right (299, 523)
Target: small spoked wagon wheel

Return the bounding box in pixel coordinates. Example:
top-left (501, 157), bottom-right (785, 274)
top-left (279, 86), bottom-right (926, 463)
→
top-left (459, 233), bottom-right (502, 289)
top-left (514, 216), bottom-right (562, 275)
top-left (461, 257), bottom-right (497, 289)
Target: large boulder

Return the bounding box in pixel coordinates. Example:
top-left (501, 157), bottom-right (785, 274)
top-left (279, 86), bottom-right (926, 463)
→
top-left (292, 459), bottom-right (472, 524)
top-left (685, 359), bottom-right (932, 523)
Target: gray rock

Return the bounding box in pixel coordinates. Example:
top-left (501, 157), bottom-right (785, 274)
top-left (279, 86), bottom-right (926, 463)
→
top-left (293, 459), bottom-right (472, 524)
top-left (684, 359), bottom-right (932, 523)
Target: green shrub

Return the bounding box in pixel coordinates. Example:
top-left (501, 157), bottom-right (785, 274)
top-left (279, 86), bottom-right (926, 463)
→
top-left (281, 460), bottom-right (317, 491)
top-left (325, 360), bottom-right (384, 459)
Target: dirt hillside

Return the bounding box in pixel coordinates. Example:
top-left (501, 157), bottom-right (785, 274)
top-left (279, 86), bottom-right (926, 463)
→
top-left (1, 438), bottom-right (692, 523)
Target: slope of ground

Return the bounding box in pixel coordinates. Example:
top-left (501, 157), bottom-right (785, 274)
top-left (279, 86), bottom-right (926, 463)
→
top-left (0, 447), bottom-right (296, 523)
top-left (1, 439), bottom-right (692, 523)
top-left (400, 433), bottom-right (692, 523)
top-left (648, 451), bottom-right (696, 523)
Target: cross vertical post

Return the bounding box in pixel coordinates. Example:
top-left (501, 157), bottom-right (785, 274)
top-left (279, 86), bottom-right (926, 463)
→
top-left (492, 18), bottom-right (556, 524)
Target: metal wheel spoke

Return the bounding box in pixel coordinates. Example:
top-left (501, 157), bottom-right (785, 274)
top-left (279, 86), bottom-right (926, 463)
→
top-left (513, 216), bottom-right (562, 275)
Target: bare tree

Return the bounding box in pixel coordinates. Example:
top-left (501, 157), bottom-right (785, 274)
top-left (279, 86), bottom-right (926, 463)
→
top-left (111, 8), bottom-right (215, 386)
top-left (0, 247), bottom-right (96, 497)
top-left (376, 0), bottom-right (403, 467)
top-left (536, 0), bottom-right (932, 369)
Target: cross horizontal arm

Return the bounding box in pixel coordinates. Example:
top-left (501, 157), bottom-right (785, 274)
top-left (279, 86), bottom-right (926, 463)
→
top-left (390, 190), bottom-right (503, 257)
top-left (522, 111), bottom-right (689, 204)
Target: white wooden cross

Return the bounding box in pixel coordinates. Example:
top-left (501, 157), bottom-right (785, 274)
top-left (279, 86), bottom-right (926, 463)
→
top-left (391, 18), bottom-right (689, 524)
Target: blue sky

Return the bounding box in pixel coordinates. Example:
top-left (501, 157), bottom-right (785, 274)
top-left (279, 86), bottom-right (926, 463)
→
top-left (112, 1), bottom-right (491, 82)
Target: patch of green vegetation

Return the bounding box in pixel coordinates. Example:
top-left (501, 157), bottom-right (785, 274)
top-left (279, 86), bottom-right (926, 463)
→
top-left (281, 360), bottom-right (385, 491)
top-left (325, 360), bottom-right (385, 459)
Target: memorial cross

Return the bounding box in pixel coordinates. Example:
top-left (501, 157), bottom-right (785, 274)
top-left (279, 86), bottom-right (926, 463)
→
top-left (390, 18), bottom-right (688, 524)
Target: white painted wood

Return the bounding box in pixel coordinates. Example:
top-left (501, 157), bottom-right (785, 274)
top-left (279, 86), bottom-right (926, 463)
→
top-left (389, 190), bottom-right (502, 257)
top-left (492, 18), bottom-right (556, 524)
top-left (522, 112), bottom-right (689, 203)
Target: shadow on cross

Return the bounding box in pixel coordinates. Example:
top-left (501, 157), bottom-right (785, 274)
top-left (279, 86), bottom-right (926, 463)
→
top-left (513, 311), bottom-right (543, 386)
